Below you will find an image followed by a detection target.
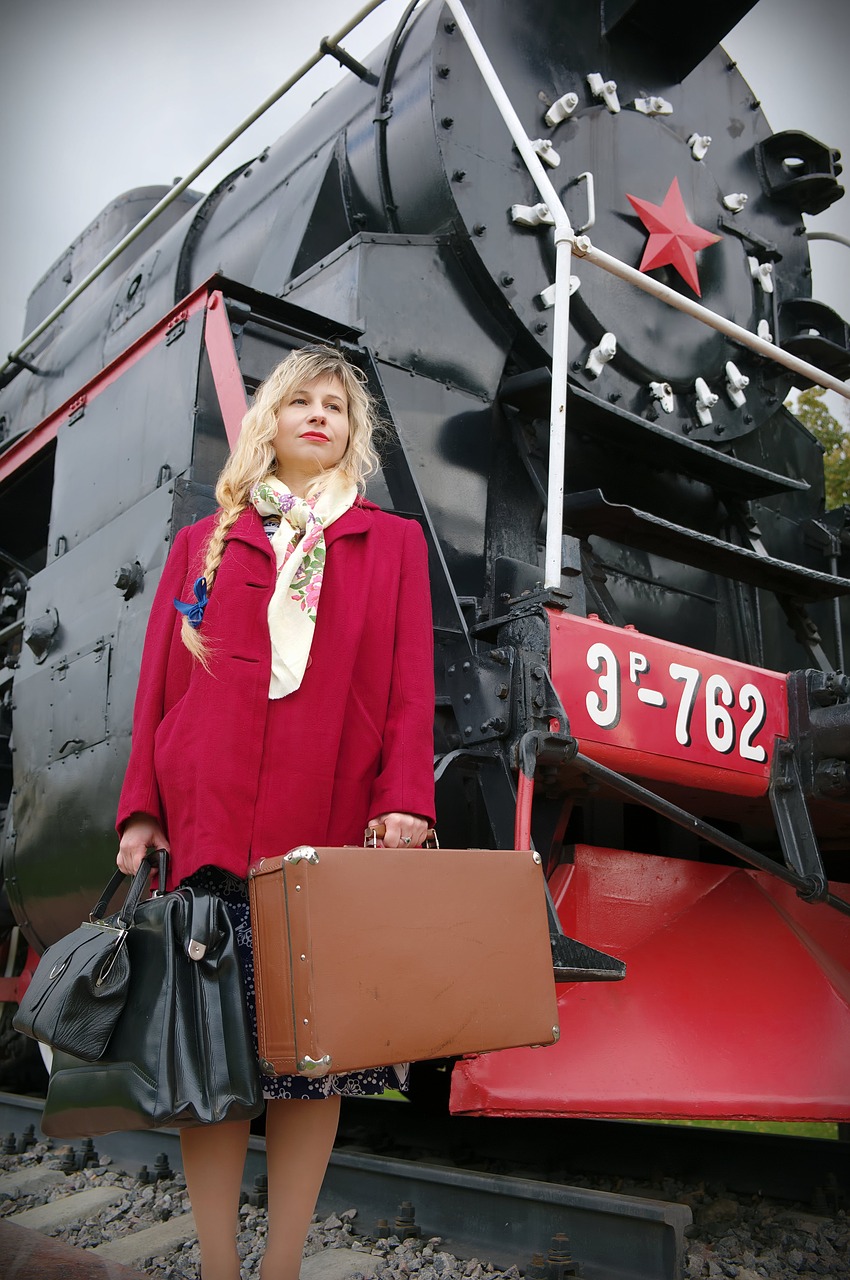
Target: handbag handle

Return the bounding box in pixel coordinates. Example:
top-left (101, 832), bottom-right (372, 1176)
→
top-left (91, 849), bottom-right (169, 927)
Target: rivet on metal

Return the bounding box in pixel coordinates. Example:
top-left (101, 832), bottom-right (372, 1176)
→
top-left (649, 381), bottom-right (675, 415)
top-left (587, 73), bottom-right (620, 113)
top-left (634, 96), bottom-right (672, 115)
top-left (695, 377), bottom-right (719, 426)
top-left (687, 132), bottom-right (712, 161)
top-left (544, 92), bottom-right (578, 127)
top-left (748, 256), bottom-right (774, 293)
top-left (725, 361), bottom-right (749, 408)
top-left (585, 332), bottom-right (617, 378)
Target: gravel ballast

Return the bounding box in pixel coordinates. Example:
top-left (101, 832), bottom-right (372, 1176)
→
top-left (1, 1138), bottom-right (847, 1278)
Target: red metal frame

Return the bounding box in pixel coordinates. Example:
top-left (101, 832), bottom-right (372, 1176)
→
top-left (0, 283), bottom-right (249, 489)
top-left (203, 290), bottom-right (249, 446)
top-left (451, 843), bottom-right (850, 1120)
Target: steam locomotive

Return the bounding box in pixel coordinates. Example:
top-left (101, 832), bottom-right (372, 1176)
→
top-left (1, 0), bottom-right (849, 1121)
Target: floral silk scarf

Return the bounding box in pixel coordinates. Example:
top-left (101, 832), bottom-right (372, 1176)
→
top-left (250, 474), bottom-right (357, 698)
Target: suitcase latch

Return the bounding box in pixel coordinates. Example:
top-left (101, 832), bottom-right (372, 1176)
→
top-left (297, 1054), bottom-right (332, 1076)
top-left (284, 846), bottom-right (320, 864)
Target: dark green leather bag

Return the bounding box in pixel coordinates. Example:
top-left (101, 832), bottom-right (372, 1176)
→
top-left (42, 851), bottom-right (262, 1137)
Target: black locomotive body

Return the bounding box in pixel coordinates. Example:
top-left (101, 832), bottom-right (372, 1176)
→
top-left (1, 0), bottom-right (849, 1118)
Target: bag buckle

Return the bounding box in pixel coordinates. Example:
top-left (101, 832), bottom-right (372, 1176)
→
top-left (95, 928), bottom-right (129, 985)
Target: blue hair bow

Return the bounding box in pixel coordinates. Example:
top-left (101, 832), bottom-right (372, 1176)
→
top-left (174, 577), bottom-right (209, 629)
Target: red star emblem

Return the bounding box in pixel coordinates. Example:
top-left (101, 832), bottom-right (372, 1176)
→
top-left (626, 177), bottom-right (721, 296)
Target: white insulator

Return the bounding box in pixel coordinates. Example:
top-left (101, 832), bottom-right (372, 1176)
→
top-left (538, 278), bottom-right (580, 309)
top-left (725, 361), bottom-right (750, 408)
top-left (695, 377), bottom-right (719, 426)
top-left (748, 256), bottom-right (775, 294)
top-left (544, 92), bottom-right (579, 127)
top-left (688, 133), bottom-right (712, 161)
top-left (530, 138), bottom-right (561, 168)
top-left (586, 332), bottom-right (617, 378)
top-left (510, 202), bottom-right (555, 227)
top-left (634, 96), bottom-right (673, 116)
top-left (649, 381), bottom-right (675, 415)
top-left (757, 319), bottom-right (774, 343)
top-left (722, 192), bottom-right (749, 213)
top-left (587, 73), bottom-right (620, 113)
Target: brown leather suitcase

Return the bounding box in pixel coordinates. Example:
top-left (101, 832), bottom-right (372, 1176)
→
top-left (247, 843), bottom-right (559, 1078)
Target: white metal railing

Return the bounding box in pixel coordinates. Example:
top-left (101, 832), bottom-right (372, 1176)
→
top-left (0, 0), bottom-right (391, 379)
top-left (442, 0), bottom-right (850, 588)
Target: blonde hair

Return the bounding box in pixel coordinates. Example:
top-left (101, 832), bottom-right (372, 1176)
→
top-left (180, 346), bottom-right (380, 662)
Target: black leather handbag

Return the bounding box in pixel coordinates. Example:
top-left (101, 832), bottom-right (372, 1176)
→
top-left (13, 864), bottom-right (150, 1059)
top-left (41, 851), bottom-right (263, 1138)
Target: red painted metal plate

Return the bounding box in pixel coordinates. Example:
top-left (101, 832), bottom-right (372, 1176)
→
top-left (450, 845), bottom-right (850, 1120)
top-left (548, 611), bottom-right (789, 797)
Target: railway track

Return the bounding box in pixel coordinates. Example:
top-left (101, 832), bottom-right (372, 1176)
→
top-left (2, 1091), bottom-right (849, 1279)
top-left (0, 1091), bottom-right (689, 1280)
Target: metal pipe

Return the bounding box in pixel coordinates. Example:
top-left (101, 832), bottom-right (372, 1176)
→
top-left (807, 231), bottom-right (850, 250)
top-left (574, 235), bottom-right (850, 400)
top-left (1, 0), bottom-right (391, 379)
top-left (442, 0), bottom-right (575, 589)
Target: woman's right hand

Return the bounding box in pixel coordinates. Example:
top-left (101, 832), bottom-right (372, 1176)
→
top-left (117, 813), bottom-right (169, 875)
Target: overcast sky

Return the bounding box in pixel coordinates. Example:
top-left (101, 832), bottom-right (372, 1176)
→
top-left (1, 0), bottom-right (849, 401)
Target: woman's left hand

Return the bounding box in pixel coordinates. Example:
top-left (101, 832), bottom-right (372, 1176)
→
top-left (369, 812), bottom-right (430, 849)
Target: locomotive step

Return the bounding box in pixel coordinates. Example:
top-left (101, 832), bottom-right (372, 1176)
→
top-left (563, 490), bottom-right (850, 601)
top-left (500, 371), bottom-right (808, 500)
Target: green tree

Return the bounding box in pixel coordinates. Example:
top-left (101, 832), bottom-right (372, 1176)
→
top-left (791, 386), bottom-right (850, 510)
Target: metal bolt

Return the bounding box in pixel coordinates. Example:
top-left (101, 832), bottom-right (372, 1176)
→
top-left (463, 693), bottom-right (472, 703)
top-left (452, 169), bottom-right (466, 181)
top-left (441, 116), bottom-right (454, 128)
top-left (535, 322), bottom-right (548, 333)
top-left (249, 1173), bottom-right (269, 1208)
top-left (501, 273), bottom-right (514, 286)
top-left (438, 65), bottom-right (450, 78)
top-left (473, 223), bottom-right (486, 235)
top-left (444, 20), bottom-right (456, 32)
top-left (395, 1201), bottom-right (420, 1238)
top-left (153, 1152), bottom-right (172, 1179)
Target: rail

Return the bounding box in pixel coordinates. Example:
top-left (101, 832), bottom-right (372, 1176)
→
top-left (442, 0), bottom-right (850, 588)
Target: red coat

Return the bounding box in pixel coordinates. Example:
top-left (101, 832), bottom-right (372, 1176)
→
top-left (117, 499), bottom-right (435, 888)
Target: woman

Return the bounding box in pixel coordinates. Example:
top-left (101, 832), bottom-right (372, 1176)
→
top-left (116, 346), bottom-right (435, 1280)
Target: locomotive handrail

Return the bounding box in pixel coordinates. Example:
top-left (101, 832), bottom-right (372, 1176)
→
top-left (0, 0), bottom-right (391, 381)
top-left (442, 0), bottom-right (850, 589)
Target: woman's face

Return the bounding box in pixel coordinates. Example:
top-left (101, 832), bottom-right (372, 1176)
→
top-left (272, 374), bottom-right (350, 493)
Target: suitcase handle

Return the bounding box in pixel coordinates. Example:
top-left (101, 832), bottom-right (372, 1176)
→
top-left (364, 823), bottom-right (439, 848)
